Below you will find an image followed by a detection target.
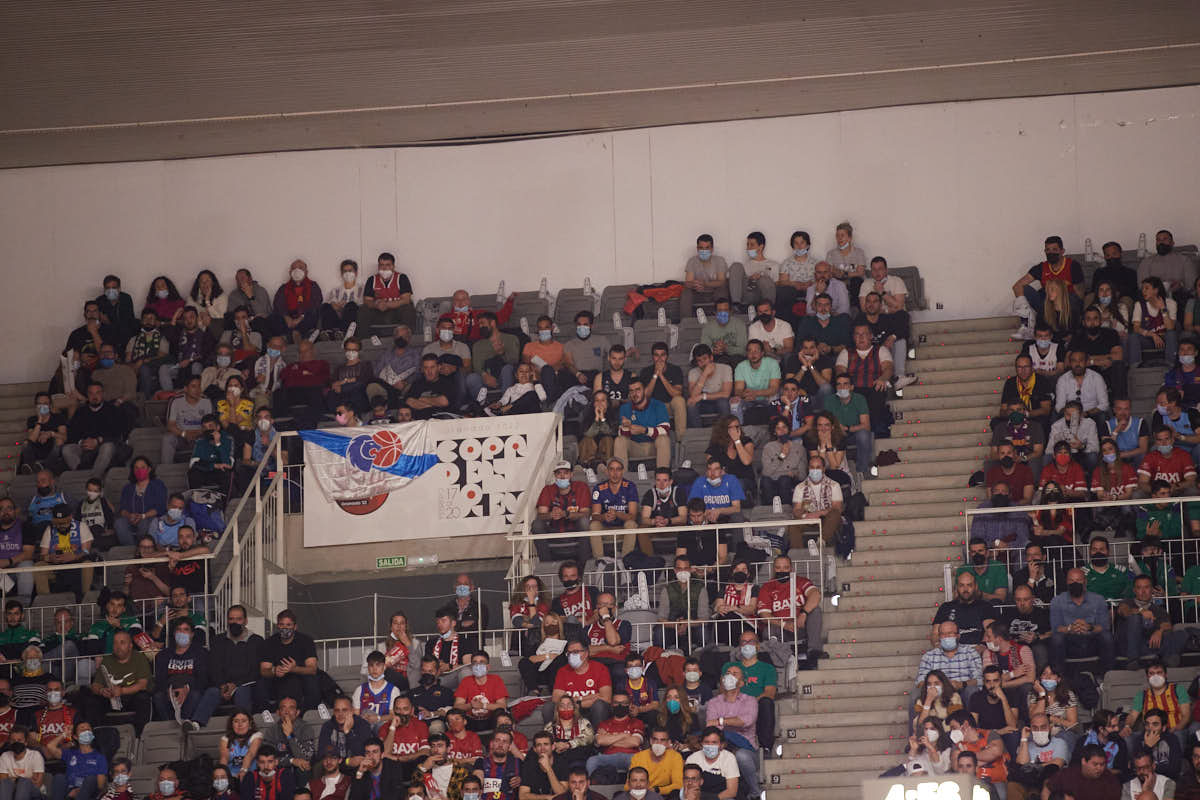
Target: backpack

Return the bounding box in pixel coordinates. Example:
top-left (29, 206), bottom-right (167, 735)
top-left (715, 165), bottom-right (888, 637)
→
top-left (844, 491), bottom-right (868, 522)
top-left (1073, 671), bottom-right (1102, 711)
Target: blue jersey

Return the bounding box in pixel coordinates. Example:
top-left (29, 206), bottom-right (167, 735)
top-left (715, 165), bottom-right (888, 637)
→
top-left (29, 491), bottom-right (68, 525)
top-left (592, 480), bottom-right (639, 520)
top-left (688, 474), bottom-right (745, 509)
top-left (63, 748), bottom-right (108, 789)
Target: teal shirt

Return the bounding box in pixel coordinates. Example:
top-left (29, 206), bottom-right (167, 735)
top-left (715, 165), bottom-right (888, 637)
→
top-left (733, 358), bottom-right (781, 392)
top-left (823, 392), bottom-right (870, 430)
top-left (955, 561), bottom-right (1010, 596)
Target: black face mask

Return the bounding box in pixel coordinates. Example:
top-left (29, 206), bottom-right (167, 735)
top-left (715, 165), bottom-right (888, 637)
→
top-left (393, 337), bottom-right (408, 350)
top-left (227, 622), bottom-right (244, 638)
top-left (0, 693), bottom-right (9, 707)
top-left (999, 456), bottom-right (1014, 470)
top-left (8, 742), bottom-right (24, 755)
top-left (1091, 554), bottom-right (1108, 567)
top-left (1084, 324), bottom-right (1100, 334)
top-left (611, 705), bottom-right (629, 718)
top-left (1105, 257), bottom-right (1123, 268)
top-left (759, 314), bottom-right (773, 325)
top-left (775, 572), bottom-right (791, 583)
top-left (419, 674), bottom-right (437, 687)
top-left (560, 579), bottom-right (579, 590)
top-left (1043, 491), bottom-right (1062, 503)
top-left (991, 494), bottom-right (1010, 508)
top-left (478, 327), bottom-right (492, 338)
top-left (971, 553), bottom-right (987, 566)
top-left (1157, 243), bottom-right (1173, 256)
top-left (1046, 252), bottom-right (1061, 264)
top-left (1068, 582), bottom-right (1085, 598)
top-left (731, 571), bottom-right (748, 584)
top-left (36, 486), bottom-right (52, 497)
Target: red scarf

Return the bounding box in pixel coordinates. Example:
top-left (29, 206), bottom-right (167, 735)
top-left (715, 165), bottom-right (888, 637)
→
top-left (432, 635), bottom-right (459, 666)
top-left (283, 279), bottom-right (314, 313)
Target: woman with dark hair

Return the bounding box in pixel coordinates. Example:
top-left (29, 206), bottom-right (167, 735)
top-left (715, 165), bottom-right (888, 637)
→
top-left (803, 410), bottom-right (851, 489)
top-left (114, 456), bottom-right (167, 546)
top-left (912, 670), bottom-right (962, 733)
top-left (899, 717), bottom-right (953, 776)
top-left (578, 389), bottom-right (618, 469)
top-left (706, 415), bottom-right (756, 506)
top-left (190, 269), bottom-right (227, 335)
top-left (144, 276), bottom-right (185, 326)
top-left (1129, 275), bottom-right (1178, 366)
top-left (1027, 664), bottom-right (1079, 747)
top-left (1094, 279), bottom-right (1131, 340)
top-left (123, 535), bottom-right (170, 602)
top-left (760, 416), bottom-right (804, 505)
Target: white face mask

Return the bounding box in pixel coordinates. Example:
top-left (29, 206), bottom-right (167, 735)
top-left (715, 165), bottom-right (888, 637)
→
top-left (1149, 674), bottom-right (1167, 689)
top-left (949, 729), bottom-right (964, 744)
top-left (1031, 730), bottom-right (1050, 746)
top-left (924, 729), bottom-right (939, 743)
top-left (345, 350), bottom-right (360, 361)
top-left (291, 269), bottom-right (305, 282)
top-left (722, 673), bottom-right (738, 691)
top-left (630, 791), bottom-right (647, 800)
top-left (650, 743), bottom-right (667, 757)
top-left (257, 418), bottom-right (272, 431)
top-left (684, 670), bottom-right (701, 683)
top-left (86, 490), bottom-right (100, 501)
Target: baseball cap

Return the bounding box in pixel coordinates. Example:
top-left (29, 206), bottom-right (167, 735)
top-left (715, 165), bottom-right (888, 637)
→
top-left (554, 460), bottom-right (572, 472)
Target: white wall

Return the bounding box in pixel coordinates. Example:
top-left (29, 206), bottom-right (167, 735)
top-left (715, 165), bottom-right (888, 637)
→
top-left (2, 84), bottom-right (1199, 384)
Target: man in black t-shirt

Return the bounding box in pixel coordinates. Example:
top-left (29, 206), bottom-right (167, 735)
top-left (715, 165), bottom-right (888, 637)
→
top-left (1089, 241), bottom-right (1139, 302)
top-left (639, 342), bottom-right (687, 437)
top-left (783, 338), bottom-right (835, 403)
top-left (997, 355), bottom-right (1055, 433)
top-left (405, 354), bottom-right (455, 420)
top-left (519, 731), bottom-right (569, 800)
top-left (21, 391), bottom-right (68, 473)
top-left (997, 583), bottom-right (1052, 670)
top-left (641, 468), bottom-right (688, 527)
top-left (931, 571), bottom-right (996, 646)
top-left (259, 608), bottom-right (320, 711)
top-left (63, 301), bottom-right (114, 357)
top-left (1068, 306), bottom-right (1127, 399)
top-left (967, 666), bottom-right (1018, 733)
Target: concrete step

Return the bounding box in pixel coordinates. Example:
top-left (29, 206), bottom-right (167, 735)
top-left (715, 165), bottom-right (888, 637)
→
top-left (826, 638), bottom-right (926, 658)
top-left (847, 549), bottom-right (961, 571)
top-left (913, 316), bottom-right (1019, 334)
top-left (876, 444), bottom-right (987, 463)
top-left (793, 667), bottom-right (918, 690)
top-left (827, 607), bottom-right (936, 629)
top-left (792, 693), bottom-right (911, 715)
top-left (826, 623), bottom-right (931, 644)
top-left (887, 418), bottom-right (995, 436)
top-left (865, 487), bottom-right (986, 505)
top-left (892, 404), bottom-right (996, 423)
top-left (0, 382), bottom-right (48, 399)
top-left (766, 774), bottom-right (882, 794)
top-left (832, 590), bottom-right (944, 612)
top-left (780, 707), bottom-right (908, 729)
top-left (914, 329), bottom-right (1021, 347)
top-left (838, 571), bottom-right (947, 591)
top-left (872, 458), bottom-right (985, 480)
top-left (780, 735), bottom-right (910, 757)
top-left (914, 341), bottom-right (1023, 359)
top-left (864, 501), bottom-right (968, 521)
top-left (914, 367), bottom-right (1011, 386)
top-left (865, 474), bottom-right (972, 492)
top-left (911, 352), bottom-right (1017, 372)
top-left (876, 432), bottom-right (990, 454)
top-left (857, 531), bottom-right (965, 550)
top-left (898, 379), bottom-right (1004, 399)
top-left (858, 516), bottom-right (964, 534)
top-left (815, 654), bottom-right (923, 673)
top-left (766, 753), bottom-right (899, 779)
top-left (892, 392), bottom-right (999, 412)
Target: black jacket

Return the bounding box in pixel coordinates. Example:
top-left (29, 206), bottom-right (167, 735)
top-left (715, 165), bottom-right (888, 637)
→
top-left (210, 632), bottom-right (265, 687)
top-left (348, 761), bottom-right (406, 800)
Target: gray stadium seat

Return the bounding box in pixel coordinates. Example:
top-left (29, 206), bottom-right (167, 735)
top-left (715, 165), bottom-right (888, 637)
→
top-left (139, 720), bottom-right (185, 763)
top-left (887, 266), bottom-right (927, 311)
top-left (129, 427), bottom-right (167, 462)
top-left (553, 288), bottom-right (597, 329)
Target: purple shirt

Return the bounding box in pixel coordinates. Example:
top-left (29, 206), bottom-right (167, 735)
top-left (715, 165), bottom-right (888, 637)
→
top-left (706, 691), bottom-right (758, 747)
top-left (0, 522), bottom-right (28, 561)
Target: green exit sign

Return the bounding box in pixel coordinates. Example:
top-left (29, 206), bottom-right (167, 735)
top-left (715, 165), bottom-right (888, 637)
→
top-left (376, 556), bottom-right (407, 569)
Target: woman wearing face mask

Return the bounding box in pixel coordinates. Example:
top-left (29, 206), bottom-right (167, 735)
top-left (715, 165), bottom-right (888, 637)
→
top-left (97, 758), bottom-right (133, 800)
top-left (578, 390), bottom-right (618, 469)
top-left (374, 612), bottom-right (413, 691)
top-left (51, 720), bottom-right (108, 800)
top-left (123, 535), bottom-right (171, 602)
top-left (1094, 280), bottom-right (1131, 338)
top-left (318, 259), bottom-right (364, 341)
top-left (543, 696), bottom-right (595, 768)
top-left (711, 559), bottom-right (758, 645)
top-left (188, 270), bottom-right (228, 336)
top-left (270, 260), bottom-right (324, 344)
top-left (759, 416), bottom-right (804, 508)
top-left (327, 338), bottom-right (376, 416)
top-left (234, 410), bottom-right (279, 498)
top-left (1038, 440), bottom-right (1088, 501)
top-left (76, 477), bottom-right (116, 549)
top-left (208, 765), bottom-right (238, 800)
top-left (801, 411), bottom-right (847, 477)
top-left (11, 645), bottom-right (54, 711)
top-left (656, 687), bottom-right (700, 752)
top-left (1091, 437), bottom-right (1136, 502)
top-left (145, 276), bottom-right (186, 328)
top-left (517, 613), bottom-right (567, 695)
top-left (1046, 400), bottom-right (1100, 472)
top-left (1027, 665), bottom-right (1079, 748)
top-left (1130, 276), bottom-right (1179, 367)
top-left (706, 416), bottom-right (756, 507)
top-left (893, 718), bottom-right (951, 777)
top-left (148, 767), bottom-right (186, 800)
top-left (1075, 709), bottom-right (1129, 776)
top-left (217, 376), bottom-right (255, 440)
top-left (912, 670), bottom-right (962, 735)
top-left (509, 576), bottom-right (549, 653)
top-left (114, 457), bottom-right (168, 547)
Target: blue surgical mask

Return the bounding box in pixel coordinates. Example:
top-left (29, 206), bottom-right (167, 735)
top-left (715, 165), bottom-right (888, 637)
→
top-left (78, 730), bottom-right (95, 745)
top-left (626, 666), bottom-right (643, 680)
top-left (99, 358), bottom-right (115, 369)
top-left (212, 778), bottom-right (229, 793)
top-left (104, 288), bottom-right (119, 302)
top-left (715, 311), bottom-right (730, 325)
top-left (554, 478), bottom-right (570, 489)
top-left (1158, 444), bottom-right (1174, 455)
top-left (1182, 354), bottom-right (1196, 366)
top-left (267, 348), bottom-right (281, 358)
top-left (455, 584), bottom-right (471, 598)
top-left (159, 780), bottom-right (176, 796)
top-left (576, 325), bottom-right (591, 339)
top-left (836, 388), bottom-right (850, 399)
top-left (702, 744), bottom-right (720, 759)
top-left (453, 306), bottom-right (470, 313)
top-left (793, 248), bottom-right (809, 258)
top-left (471, 663), bottom-right (488, 678)
top-left (166, 507), bottom-right (183, 522)
top-left (36, 404), bottom-right (50, 416)
top-left (113, 774), bottom-right (129, 787)
top-left (1035, 338), bottom-right (1051, 350)
top-left (1099, 295), bottom-right (1112, 306)
top-left (746, 248), bottom-right (758, 259)
top-left (838, 241), bottom-right (851, 251)
top-left (816, 312), bottom-right (830, 321)
top-left (940, 636), bottom-right (958, 651)
top-left (175, 631), bottom-right (191, 648)
top-left (439, 329), bottom-right (454, 343)
top-left (740, 643), bottom-right (757, 660)
top-left (707, 477), bottom-right (722, 486)
top-left (538, 330), bottom-right (552, 342)
top-left (666, 699), bottom-right (681, 713)
top-left (697, 249), bottom-right (712, 262)
top-left (808, 469), bottom-right (823, 483)
top-left (1102, 452), bottom-right (1117, 463)
top-left (1041, 679), bottom-right (1057, 691)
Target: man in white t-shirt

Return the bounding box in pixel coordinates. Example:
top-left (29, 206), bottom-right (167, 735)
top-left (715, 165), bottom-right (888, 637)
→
top-left (746, 300), bottom-right (794, 358)
top-left (0, 725), bottom-right (45, 797)
top-left (792, 453), bottom-right (844, 553)
top-left (161, 375), bottom-right (213, 464)
top-left (859, 257), bottom-right (908, 312)
top-left (686, 345), bottom-right (733, 428)
top-left (685, 728), bottom-right (740, 800)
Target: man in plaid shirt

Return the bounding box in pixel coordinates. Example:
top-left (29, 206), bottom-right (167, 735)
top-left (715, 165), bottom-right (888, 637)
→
top-left (916, 621), bottom-right (983, 697)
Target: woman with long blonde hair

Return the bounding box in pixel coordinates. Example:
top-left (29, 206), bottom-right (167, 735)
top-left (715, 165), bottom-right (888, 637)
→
top-left (1039, 279), bottom-right (1075, 339)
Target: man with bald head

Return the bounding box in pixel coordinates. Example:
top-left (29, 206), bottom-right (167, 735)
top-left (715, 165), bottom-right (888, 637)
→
top-left (1049, 567), bottom-right (1114, 675)
top-left (931, 571), bottom-right (996, 648)
top-left (451, 573), bottom-right (489, 652)
top-left (915, 621), bottom-right (983, 703)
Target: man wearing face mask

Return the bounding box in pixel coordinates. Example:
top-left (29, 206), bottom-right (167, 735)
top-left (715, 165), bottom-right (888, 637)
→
top-left (467, 311), bottom-right (520, 403)
top-left (684, 728), bottom-right (739, 800)
top-left (64, 301), bottom-right (113, 365)
top-left (548, 642), bottom-right (612, 727)
top-left (1139, 229), bottom-right (1197, 293)
top-left (34, 504), bottom-right (94, 602)
top-left (916, 621), bottom-right (983, 708)
top-left (451, 574), bottom-right (489, 651)
top-left (1012, 235), bottom-right (1085, 336)
top-left (704, 668), bottom-right (760, 797)
top-left (1088, 241), bottom-right (1138, 304)
top-left (21, 391), bottom-right (68, 475)
top-left (409, 657), bottom-right (455, 730)
top-left (260, 609), bottom-right (320, 711)
top-left (1164, 338), bottom-right (1200, 409)
top-left (984, 440), bottom-right (1037, 504)
top-left (425, 317), bottom-right (473, 372)
top-left (187, 413), bottom-right (235, 492)
top-left (1011, 713), bottom-right (1068, 795)
top-left (270, 259), bottom-right (324, 342)
top-left (584, 691), bottom-right (644, 779)
top-left (774, 231), bottom-right (818, 322)
top-left (210, 604), bottom-right (264, 713)
top-left (1068, 305), bottom-right (1127, 398)
top-left (426, 611), bottom-right (466, 671)
top-left (628, 729), bottom-right (684, 798)
top-left (699, 299), bottom-right (747, 367)
top-left (95, 275), bottom-right (138, 351)
top-left (681, 234), bottom-right (730, 320)
top-left (125, 309), bottom-right (173, 396)
top-left (1151, 386), bottom-right (1200, 463)
top-left (0, 725), bottom-right (45, 799)
top-left (955, 538), bottom-right (1011, 603)
top-left (63, 381), bottom-right (127, 477)
top-left (531, 463), bottom-right (592, 563)
top-left (550, 562), bottom-right (598, 630)
top-left (1039, 441), bottom-right (1089, 501)
top-left (356, 252), bottom-right (415, 333)
top-left (795, 293), bottom-right (851, 359)
top-left (613, 766), bottom-right (664, 800)
top-left (1138, 426), bottom-right (1198, 496)
top-left (728, 231), bottom-right (778, 310)
top-left (1083, 536), bottom-right (1132, 602)
top-left (654, 556), bottom-right (710, 651)
top-left (723, 632), bottom-right (777, 755)
top-left (243, 746), bottom-right (298, 800)
top-left (152, 618), bottom-right (219, 732)
top-left (453, 652), bottom-right (507, 732)
top-left (562, 311), bottom-right (611, 388)
top-left (1049, 567), bottom-right (1114, 675)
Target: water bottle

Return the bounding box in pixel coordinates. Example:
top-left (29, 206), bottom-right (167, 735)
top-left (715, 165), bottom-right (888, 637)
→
top-left (668, 324), bottom-right (679, 350)
top-left (657, 307), bottom-right (667, 327)
top-left (696, 309), bottom-right (707, 325)
top-left (583, 277), bottom-right (594, 295)
top-left (496, 280), bottom-right (506, 303)
top-left (1138, 233), bottom-right (1148, 258)
top-left (1084, 237), bottom-right (1096, 264)
top-left (539, 277), bottom-right (549, 299)
top-left (345, 322), bottom-right (357, 339)
top-left (585, 467), bottom-right (597, 484)
top-left (261, 710), bottom-right (274, 726)
top-left (317, 702), bottom-right (331, 721)
top-left (772, 495), bottom-right (783, 514)
top-left (612, 311), bottom-right (624, 331)
top-left (519, 316), bottom-right (530, 335)
top-left (423, 322), bottom-right (432, 342)
top-left (637, 463), bottom-right (648, 480)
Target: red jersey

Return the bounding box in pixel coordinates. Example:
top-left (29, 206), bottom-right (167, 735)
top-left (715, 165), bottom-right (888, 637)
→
top-left (587, 620), bottom-right (631, 660)
top-left (35, 705), bottom-right (75, 744)
top-left (447, 729), bottom-right (483, 762)
top-left (596, 716), bottom-right (645, 754)
top-left (1038, 461), bottom-right (1088, 496)
top-left (509, 599), bottom-right (549, 624)
top-left (553, 661), bottom-right (611, 699)
top-left (1091, 462), bottom-right (1138, 500)
top-left (1138, 448), bottom-right (1197, 488)
top-left (0, 707), bottom-right (15, 744)
top-left (721, 582), bottom-right (757, 610)
top-left (454, 674), bottom-right (509, 717)
top-left (756, 576), bottom-right (817, 620)
top-left (554, 586), bottom-right (594, 621)
top-left (379, 717), bottom-right (429, 758)
top-left (536, 483), bottom-right (591, 533)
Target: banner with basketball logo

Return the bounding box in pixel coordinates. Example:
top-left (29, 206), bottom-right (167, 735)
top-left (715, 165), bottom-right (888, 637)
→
top-left (299, 413), bottom-right (559, 547)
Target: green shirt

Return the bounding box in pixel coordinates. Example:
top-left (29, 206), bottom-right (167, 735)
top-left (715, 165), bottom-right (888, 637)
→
top-left (733, 358), bottom-right (781, 392)
top-left (701, 320), bottom-right (748, 357)
top-left (1130, 681), bottom-right (1189, 713)
top-left (722, 659), bottom-right (777, 698)
top-left (85, 615), bottom-right (141, 654)
top-left (955, 562), bottom-right (1010, 596)
top-left (1183, 565), bottom-right (1200, 596)
top-left (39, 627), bottom-right (83, 651)
top-left (823, 392), bottom-right (870, 430)
top-left (0, 625), bottom-right (41, 648)
top-left (1084, 564), bottom-right (1132, 600)
top-left (1136, 505), bottom-right (1184, 540)
top-left (95, 651), bottom-right (154, 693)
top-left (470, 334), bottom-right (521, 376)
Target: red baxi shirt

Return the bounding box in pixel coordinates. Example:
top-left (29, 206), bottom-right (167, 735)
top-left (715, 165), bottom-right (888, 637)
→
top-left (1138, 448), bottom-right (1197, 487)
top-left (554, 661), bottom-right (611, 698)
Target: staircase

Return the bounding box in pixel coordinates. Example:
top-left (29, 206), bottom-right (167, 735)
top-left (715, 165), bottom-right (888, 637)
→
top-left (0, 382), bottom-right (51, 491)
top-left (766, 316), bottom-right (1023, 797)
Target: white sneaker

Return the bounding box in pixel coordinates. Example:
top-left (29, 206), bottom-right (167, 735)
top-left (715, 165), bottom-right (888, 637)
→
top-left (895, 374), bottom-right (917, 389)
top-left (807, 538), bottom-right (820, 557)
top-left (497, 280), bottom-right (506, 303)
top-left (657, 307), bottom-right (667, 327)
top-left (345, 322), bottom-right (357, 339)
top-left (519, 316), bottom-right (530, 335)
top-left (183, 720), bottom-right (200, 733)
top-left (538, 277), bottom-right (549, 299)
top-left (585, 467), bottom-right (597, 484)
top-left (307, 328), bottom-right (321, 342)
top-left (476, 387), bottom-right (488, 404)
top-left (907, 346), bottom-right (916, 360)
top-left (1014, 324), bottom-right (1034, 340)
